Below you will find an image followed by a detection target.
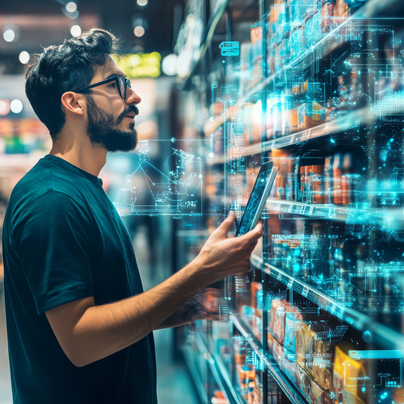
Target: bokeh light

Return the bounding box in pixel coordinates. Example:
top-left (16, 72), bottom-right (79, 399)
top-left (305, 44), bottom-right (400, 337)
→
top-left (19, 51), bottom-right (30, 64)
top-left (134, 26), bottom-right (145, 37)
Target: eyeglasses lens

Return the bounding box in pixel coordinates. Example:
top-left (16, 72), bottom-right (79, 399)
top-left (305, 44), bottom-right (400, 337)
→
top-left (118, 76), bottom-right (125, 99)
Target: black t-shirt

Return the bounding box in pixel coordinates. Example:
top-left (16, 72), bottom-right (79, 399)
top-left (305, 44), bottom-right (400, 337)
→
top-left (2, 155), bottom-right (157, 404)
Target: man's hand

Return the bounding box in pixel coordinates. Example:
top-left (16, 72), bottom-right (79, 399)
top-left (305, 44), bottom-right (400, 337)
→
top-left (194, 211), bottom-right (263, 284)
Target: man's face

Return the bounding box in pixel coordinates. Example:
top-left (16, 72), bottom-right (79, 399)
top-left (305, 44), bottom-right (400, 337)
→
top-left (84, 57), bottom-right (141, 152)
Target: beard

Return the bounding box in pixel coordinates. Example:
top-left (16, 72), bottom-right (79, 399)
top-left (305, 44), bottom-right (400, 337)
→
top-left (85, 95), bottom-right (138, 152)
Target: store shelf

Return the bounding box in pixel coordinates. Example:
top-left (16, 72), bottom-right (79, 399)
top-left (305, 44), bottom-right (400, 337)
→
top-left (247, 108), bottom-right (368, 155)
top-left (178, 0), bottom-right (228, 89)
top-left (239, 0), bottom-right (402, 103)
top-left (191, 332), bottom-right (246, 404)
top-left (250, 254), bottom-right (404, 351)
top-left (207, 108), bottom-right (368, 164)
top-left (264, 198), bottom-right (403, 226)
top-left (212, 351), bottom-right (247, 404)
top-left (230, 313), bottom-right (308, 404)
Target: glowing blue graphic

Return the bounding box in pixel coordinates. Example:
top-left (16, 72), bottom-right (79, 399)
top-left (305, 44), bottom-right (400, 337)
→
top-left (121, 141), bottom-right (203, 216)
top-left (219, 41), bottom-right (240, 57)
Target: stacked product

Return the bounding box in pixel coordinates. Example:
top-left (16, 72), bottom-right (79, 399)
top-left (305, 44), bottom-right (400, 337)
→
top-left (266, 0), bottom-right (366, 77)
top-left (266, 299), bottom-right (372, 404)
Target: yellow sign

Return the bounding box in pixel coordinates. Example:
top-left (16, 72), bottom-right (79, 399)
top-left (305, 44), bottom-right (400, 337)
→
top-left (113, 52), bottom-right (161, 79)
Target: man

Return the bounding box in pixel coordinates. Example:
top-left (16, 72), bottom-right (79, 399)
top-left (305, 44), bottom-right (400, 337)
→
top-left (2, 29), bottom-right (263, 403)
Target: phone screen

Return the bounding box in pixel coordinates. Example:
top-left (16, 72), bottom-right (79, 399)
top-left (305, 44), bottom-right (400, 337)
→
top-left (235, 167), bottom-right (273, 237)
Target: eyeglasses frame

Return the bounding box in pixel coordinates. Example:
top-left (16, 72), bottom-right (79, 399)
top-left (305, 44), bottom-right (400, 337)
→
top-left (69, 75), bottom-right (132, 100)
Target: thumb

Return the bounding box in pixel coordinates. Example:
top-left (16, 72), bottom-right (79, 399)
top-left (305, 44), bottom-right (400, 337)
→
top-left (238, 221), bottom-right (263, 244)
top-left (215, 210), bottom-right (236, 237)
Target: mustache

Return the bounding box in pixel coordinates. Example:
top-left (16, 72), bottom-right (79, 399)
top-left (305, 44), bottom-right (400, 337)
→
top-left (117, 105), bottom-right (139, 123)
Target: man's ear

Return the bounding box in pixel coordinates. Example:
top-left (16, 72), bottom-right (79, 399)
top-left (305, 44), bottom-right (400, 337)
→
top-left (61, 92), bottom-right (85, 116)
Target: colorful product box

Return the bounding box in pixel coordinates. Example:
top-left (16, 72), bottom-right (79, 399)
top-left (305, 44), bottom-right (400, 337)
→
top-left (333, 345), bottom-right (367, 404)
top-left (297, 102), bottom-right (328, 130)
top-left (284, 311), bottom-right (304, 361)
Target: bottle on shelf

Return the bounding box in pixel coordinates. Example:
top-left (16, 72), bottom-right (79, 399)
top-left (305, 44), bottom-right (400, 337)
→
top-left (324, 156), bottom-right (334, 204)
top-left (332, 153), bottom-right (343, 205)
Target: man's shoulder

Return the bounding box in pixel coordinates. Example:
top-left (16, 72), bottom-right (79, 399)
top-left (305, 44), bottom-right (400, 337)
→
top-left (9, 157), bottom-right (86, 215)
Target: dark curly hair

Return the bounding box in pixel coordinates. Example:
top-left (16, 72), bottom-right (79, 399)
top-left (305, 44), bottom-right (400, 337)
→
top-left (25, 28), bottom-right (120, 140)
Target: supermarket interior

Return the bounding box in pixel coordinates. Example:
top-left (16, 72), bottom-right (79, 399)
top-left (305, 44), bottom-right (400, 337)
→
top-left (1, 0), bottom-right (404, 403)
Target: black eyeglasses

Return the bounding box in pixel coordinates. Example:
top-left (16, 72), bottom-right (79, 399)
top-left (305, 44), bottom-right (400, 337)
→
top-left (70, 75), bottom-right (132, 99)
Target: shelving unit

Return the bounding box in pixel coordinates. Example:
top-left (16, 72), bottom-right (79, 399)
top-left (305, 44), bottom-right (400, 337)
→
top-left (174, 0), bottom-right (404, 403)
top-left (230, 314), bottom-right (308, 404)
top-left (239, 0), bottom-right (404, 103)
top-left (250, 254), bottom-right (404, 351)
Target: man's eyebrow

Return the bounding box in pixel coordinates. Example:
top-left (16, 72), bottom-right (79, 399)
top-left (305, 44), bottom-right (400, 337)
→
top-left (103, 72), bottom-right (127, 80)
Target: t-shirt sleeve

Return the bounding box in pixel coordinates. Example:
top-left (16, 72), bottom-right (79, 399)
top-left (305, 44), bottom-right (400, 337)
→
top-left (13, 190), bottom-right (94, 315)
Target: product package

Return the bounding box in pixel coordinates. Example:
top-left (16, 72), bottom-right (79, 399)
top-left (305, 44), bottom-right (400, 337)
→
top-left (283, 357), bottom-right (297, 385)
top-left (272, 338), bottom-right (286, 369)
top-left (333, 345), bottom-right (367, 404)
top-left (270, 300), bottom-right (301, 344)
top-left (238, 365), bottom-right (256, 399)
top-left (296, 365), bottom-right (312, 399)
top-left (296, 322), bottom-right (311, 369)
top-left (284, 311), bottom-right (304, 361)
top-left (254, 369), bottom-right (263, 404)
top-left (298, 102), bottom-right (328, 130)
top-left (313, 336), bottom-right (335, 391)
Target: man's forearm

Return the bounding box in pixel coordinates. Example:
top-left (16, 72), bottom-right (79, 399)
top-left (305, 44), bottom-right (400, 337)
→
top-left (71, 256), bottom-right (212, 366)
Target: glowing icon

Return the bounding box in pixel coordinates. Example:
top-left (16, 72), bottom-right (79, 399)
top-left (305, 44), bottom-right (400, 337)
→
top-left (219, 41), bottom-right (240, 56)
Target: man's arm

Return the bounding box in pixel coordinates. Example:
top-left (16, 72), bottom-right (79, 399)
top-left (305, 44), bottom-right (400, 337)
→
top-left (45, 211), bottom-right (262, 367)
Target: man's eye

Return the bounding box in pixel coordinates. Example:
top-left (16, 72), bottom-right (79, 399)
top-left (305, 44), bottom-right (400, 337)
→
top-left (108, 82), bottom-right (117, 87)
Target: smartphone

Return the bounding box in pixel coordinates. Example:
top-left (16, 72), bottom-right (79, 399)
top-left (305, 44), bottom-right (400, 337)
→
top-left (224, 161), bottom-right (277, 300)
top-left (235, 161), bottom-right (277, 237)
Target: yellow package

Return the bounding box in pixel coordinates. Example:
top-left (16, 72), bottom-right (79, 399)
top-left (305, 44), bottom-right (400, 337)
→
top-left (333, 346), bottom-right (366, 404)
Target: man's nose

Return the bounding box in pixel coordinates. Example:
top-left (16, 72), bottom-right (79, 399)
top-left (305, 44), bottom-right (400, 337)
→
top-left (126, 86), bottom-right (141, 105)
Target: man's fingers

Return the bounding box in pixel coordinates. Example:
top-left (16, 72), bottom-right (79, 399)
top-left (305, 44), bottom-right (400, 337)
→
top-left (214, 210), bottom-right (235, 237)
top-left (237, 221), bottom-right (263, 244)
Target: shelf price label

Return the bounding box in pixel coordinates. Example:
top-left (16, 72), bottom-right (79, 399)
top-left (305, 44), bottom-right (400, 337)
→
top-left (302, 286), bottom-right (309, 298)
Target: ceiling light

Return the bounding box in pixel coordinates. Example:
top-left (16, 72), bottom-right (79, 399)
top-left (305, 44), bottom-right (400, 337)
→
top-left (134, 26), bottom-right (145, 37)
top-left (66, 2), bottom-right (77, 12)
top-left (137, 0), bottom-right (148, 7)
top-left (70, 25), bottom-right (82, 37)
top-left (3, 29), bottom-right (15, 43)
top-left (10, 99), bottom-right (23, 114)
top-left (162, 54), bottom-right (178, 76)
top-left (19, 51), bottom-right (30, 64)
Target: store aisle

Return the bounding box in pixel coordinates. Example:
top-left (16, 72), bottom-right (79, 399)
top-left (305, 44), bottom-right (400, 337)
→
top-left (133, 226), bottom-right (199, 404)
